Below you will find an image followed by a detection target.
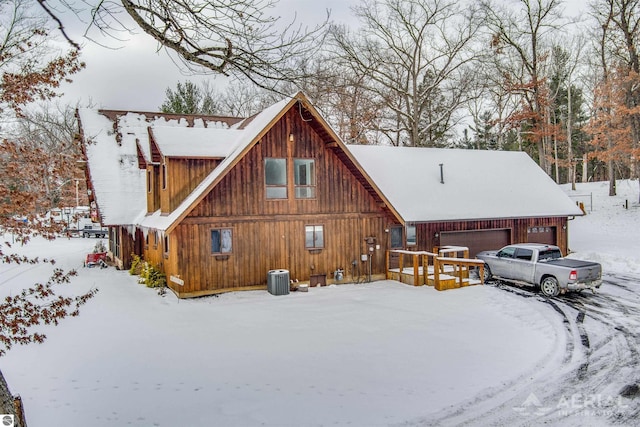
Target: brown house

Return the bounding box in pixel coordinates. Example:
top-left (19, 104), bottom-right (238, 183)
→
top-left (78, 92), bottom-right (581, 298)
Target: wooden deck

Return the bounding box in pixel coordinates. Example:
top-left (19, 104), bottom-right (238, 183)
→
top-left (386, 247), bottom-right (485, 291)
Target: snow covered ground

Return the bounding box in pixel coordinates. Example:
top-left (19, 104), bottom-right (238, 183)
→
top-left (565, 179), bottom-right (640, 274)
top-left (0, 180), bottom-right (638, 427)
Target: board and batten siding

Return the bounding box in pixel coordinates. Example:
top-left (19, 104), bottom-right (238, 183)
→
top-left (169, 215), bottom-right (389, 296)
top-left (144, 229), bottom-right (166, 269)
top-left (189, 109), bottom-right (384, 218)
top-left (165, 108), bottom-right (396, 296)
top-left (415, 216), bottom-right (570, 257)
top-left (160, 158), bottom-right (220, 214)
top-left (146, 165), bottom-right (161, 213)
top-left (110, 226), bottom-right (143, 270)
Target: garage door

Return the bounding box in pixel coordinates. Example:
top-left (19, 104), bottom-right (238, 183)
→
top-left (440, 229), bottom-right (511, 258)
top-left (527, 226), bottom-right (556, 246)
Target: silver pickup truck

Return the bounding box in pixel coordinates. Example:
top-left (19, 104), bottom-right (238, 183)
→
top-left (476, 243), bottom-right (602, 297)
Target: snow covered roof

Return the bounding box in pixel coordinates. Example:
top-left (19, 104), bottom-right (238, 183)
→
top-left (80, 94), bottom-right (318, 229)
top-left (139, 96), bottom-right (296, 231)
top-left (80, 94), bottom-right (581, 230)
top-left (78, 109), bottom-right (241, 226)
top-left (78, 110), bottom-right (149, 226)
top-left (346, 145), bottom-right (582, 223)
top-left (150, 127), bottom-right (243, 158)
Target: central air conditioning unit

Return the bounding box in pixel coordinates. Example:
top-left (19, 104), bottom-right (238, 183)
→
top-left (267, 269), bottom-right (290, 295)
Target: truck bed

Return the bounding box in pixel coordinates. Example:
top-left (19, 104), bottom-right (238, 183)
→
top-left (546, 259), bottom-right (601, 268)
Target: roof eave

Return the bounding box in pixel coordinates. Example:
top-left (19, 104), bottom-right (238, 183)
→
top-left (406, 212), bottom-right (582, 224)
top-left (164, 96), bottom-right (301, 234)
top-left (292, 93), bottom-right (405, 225)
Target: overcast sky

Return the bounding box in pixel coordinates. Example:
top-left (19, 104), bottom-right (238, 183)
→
top-left (57, 0), bottom-right (586, 112)
top-left (58, 0), bottom-right (355, 111)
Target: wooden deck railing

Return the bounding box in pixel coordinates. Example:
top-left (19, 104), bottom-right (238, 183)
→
top-left (386, 247), bottom-right (485, 290)
top-left (433, 256), bottom-right (485, 289)
top-left (386, 249), bottom-right (437, 287)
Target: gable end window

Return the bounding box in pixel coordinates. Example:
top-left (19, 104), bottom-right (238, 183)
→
top-left (305, 225), bottom-right (324, 249)
top-left (211, 228), bottom-right (233, 254)
top-left (294, 159), bottom-right (316, 199)
top-left (265, 158), bottom-right (287, 199)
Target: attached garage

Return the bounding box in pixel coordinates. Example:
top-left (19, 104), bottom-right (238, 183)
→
top-left (440, 229), bottom-right (511, 258)
top-left (527, 226), bottom-right (556, 246)
top-left (346, 145), bottom-right (584, 258)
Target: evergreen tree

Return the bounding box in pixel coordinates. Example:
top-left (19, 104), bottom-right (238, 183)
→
top-left (160, 81), bottom-right (220, 115)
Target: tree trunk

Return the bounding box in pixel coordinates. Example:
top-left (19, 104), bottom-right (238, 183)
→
top-left (608, 157), bottom-right (616, 196)
top-left (553, 134), bottom-right (560, 184)
top-left (567, 84), bottom-right (576, 190)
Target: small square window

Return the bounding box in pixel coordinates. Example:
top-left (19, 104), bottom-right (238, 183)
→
top-left (211, 229), bottom-right (233, 254)
top-left (305, 225), bottom-right (324, 249)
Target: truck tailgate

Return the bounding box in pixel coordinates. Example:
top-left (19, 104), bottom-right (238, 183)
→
top-left (548, 259), bottom-right (601, 281)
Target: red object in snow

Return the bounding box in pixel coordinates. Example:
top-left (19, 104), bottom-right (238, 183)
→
top-left (85, 252), bottom-right (107, 266)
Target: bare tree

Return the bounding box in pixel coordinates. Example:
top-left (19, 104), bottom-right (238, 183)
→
top-left (590, 0), bottom-right (640, 200)
top-left (274, 54), bottom-right (388, 145)
top-left (547, 38), bottom-right (587, 189)
top-left (0, 0), bottom-right (96, 365)
top-left (0, 0), bottom-right (84, 116)
top-left (329, 0), bottom-right (482, 147)
top-left (218, 81), bottom-right (280, 117)
top-left (6, 102), bottom-right (86, 209)
top-left (70, 0), bottom-right (329, 90)
top-left (481, 0), bottom-right (567, 172)
top-left (465, 49), bottom-right (523, 151)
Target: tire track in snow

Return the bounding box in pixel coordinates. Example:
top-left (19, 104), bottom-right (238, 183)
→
top-left (402, 274), bottom-right (640, 426)
top-left (398, 282), bottom-right (579, 427)
top-left (0, 263), bottom-right (48, 286)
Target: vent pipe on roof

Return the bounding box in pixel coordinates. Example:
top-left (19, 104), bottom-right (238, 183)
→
top-left (439, 163), bottom-right (444, 184)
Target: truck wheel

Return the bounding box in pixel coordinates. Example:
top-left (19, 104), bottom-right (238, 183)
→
top-left (540, 277), bottom-right (560, 297)
top-left (483, 265), bottom-right (492, 282)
